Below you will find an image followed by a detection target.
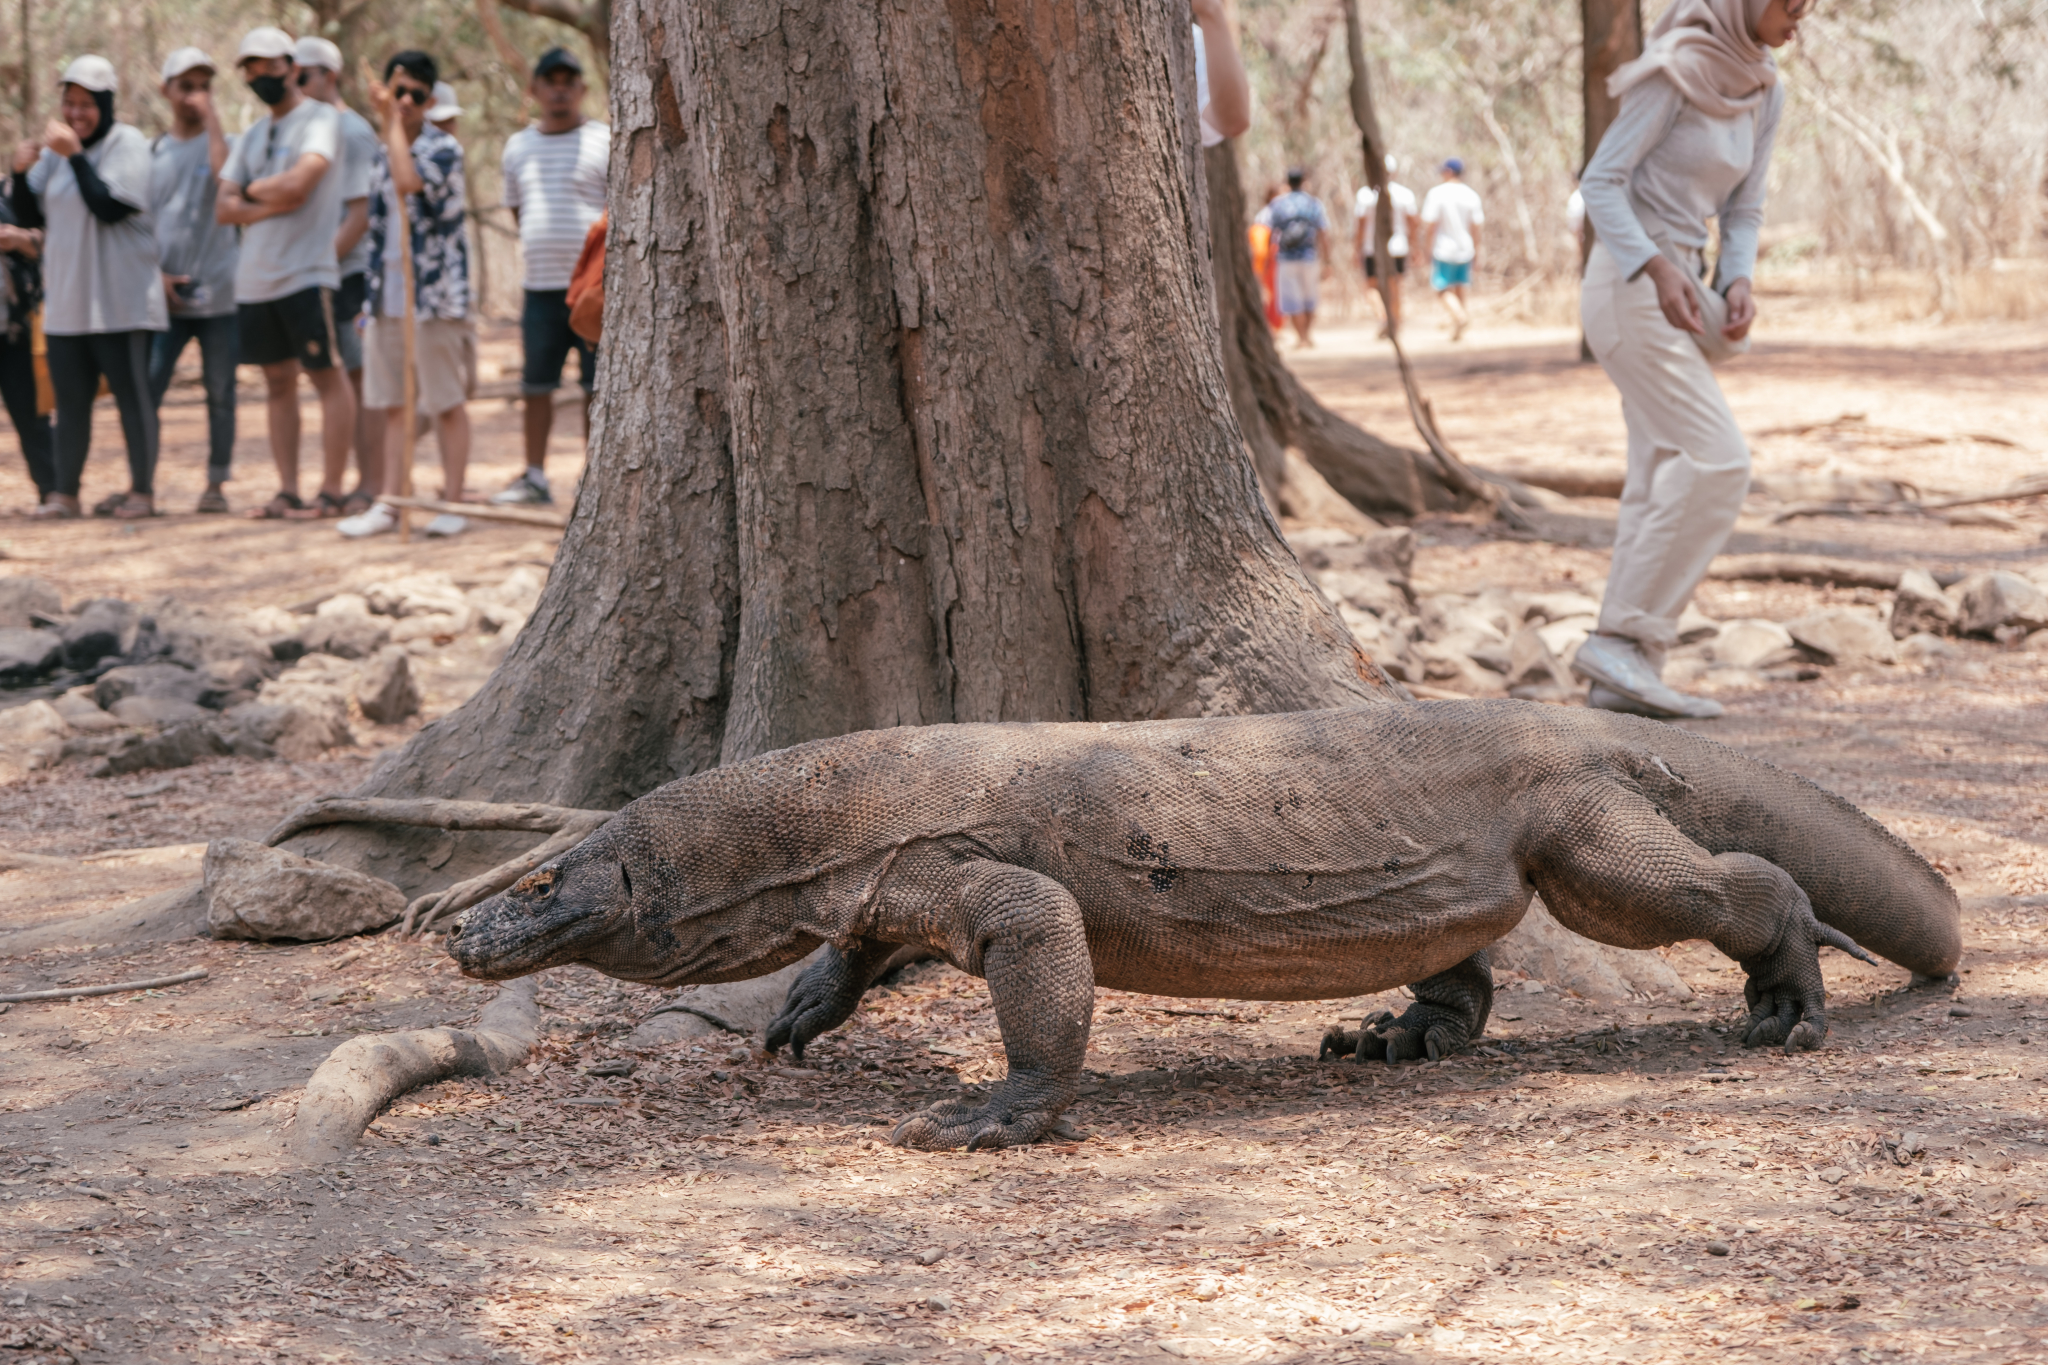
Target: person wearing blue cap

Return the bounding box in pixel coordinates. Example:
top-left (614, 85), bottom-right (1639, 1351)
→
top-left (1418, 157), bottom-right (1483, 341)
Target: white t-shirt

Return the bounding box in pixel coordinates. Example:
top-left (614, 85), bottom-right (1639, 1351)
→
top-left (220, 98), bottom-right (344, 302)
top-left (28, 125), bottom-right (167, 336)
top-left (1565, 187), bottom-right (1585, 238)
top-left (1420, 180), bottom-right (1484, 264)
top-left (501, 121), bottom-right (609, 290)
top-left (1352, 182), bottom-right (1417, 258)
top-left (1193, 25), bottom-right (1222, 148)
top-left (334, 106), bottom-right (381, 279)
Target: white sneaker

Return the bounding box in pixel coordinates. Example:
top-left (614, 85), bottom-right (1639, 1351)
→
top-left (337, 502), bottom-right (398, 538)
top-left (423, 512), bottom-right (467, 537)
top-left (1572, 633), bottom-right (1725, 720)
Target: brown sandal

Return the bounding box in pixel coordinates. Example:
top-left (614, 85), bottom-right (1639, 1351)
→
top-left (91, 491), bottom-right (129, 517)
top-left (30, 492), bottom-right (81, 519)
top-left (245, 491), bottom-right (313, 520)
top-left (111, 493), bottom-right (157, 520)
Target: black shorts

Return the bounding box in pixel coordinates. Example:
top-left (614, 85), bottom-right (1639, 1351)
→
top-left (1363, 254), bottom-right (1408, 279)
top-left (238, 285), bottom-right (340, 370)
top-left (520, 288), bottom-right (596, 394)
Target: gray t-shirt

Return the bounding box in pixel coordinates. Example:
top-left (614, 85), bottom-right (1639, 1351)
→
top-left (334, 106), bottom-right (379, 279)
top-left (150, 129), bottom-right (240, 318)
top-left (27, 124), bottom-right (168, 335)
top-left (220, 97), bottom-right (343, 303)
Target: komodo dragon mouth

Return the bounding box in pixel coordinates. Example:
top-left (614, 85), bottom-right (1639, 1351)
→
top-left (442, 704), bottom-right (1962, 1151)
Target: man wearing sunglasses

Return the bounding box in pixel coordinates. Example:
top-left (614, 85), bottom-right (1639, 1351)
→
top-left (339, 50), bottom-right (474, 540)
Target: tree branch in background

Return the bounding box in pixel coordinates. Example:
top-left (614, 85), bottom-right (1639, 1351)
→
top-left (476, 0), bottom-right (529, 74)
top-left (492, 0), bottom-right (610, 79)
top-left (1337, 0), bottom-right (1508, 520)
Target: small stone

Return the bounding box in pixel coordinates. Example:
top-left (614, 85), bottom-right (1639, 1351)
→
top-left (1706, 1240), bottom-right (1730, 1256)
top-left (0, 626), bottom-right (63, 685)
top-left (1787, 608), bottom-right (1897, 666)
top-left (1711, 619), bottom-right (1799, 670)
top-left (297, 594), bottom-right (390, 659)
top-left (108, 696), bottom-right (213, 727)
top-left (1956, 570), bottom-right (2048, 637)
top-left (1192, 1280), bottom-right (1222, 1302)
top-left (1898, 631), bottom-right (1960, 666)
top-left (1889, 569), bottom-right (1958, 639)
top-left (726, 1046), bottom-right (750, 1064)
top-left (354, 646), bottom-right (422, 724)
top-left (0, 699), bottom-right (71, 782)
top-left (1949, 1005), bottom-right (1973, 1018)
top-left (93, 719), bottom-right (233, 777)
top-left (925, 1293), bottom-right (952, 1313)
top-left (0, 574), bottom-right (62, 629)
top-left (1361, 527), bottom-right (1415, 582)
top-left (203, 836), bottom-right (407, 942)
top-left (53, 687), bottom-right (122, 734)
top-left (1675, 602), bottom-right (1721, 644)
top-left (917, 1247), bottom-right (945, 1265)
top-left (59, 598), bottom-right (139, 670)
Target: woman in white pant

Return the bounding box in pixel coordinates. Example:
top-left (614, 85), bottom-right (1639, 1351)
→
top-left (1573, 0), bottom-right (1807, 719)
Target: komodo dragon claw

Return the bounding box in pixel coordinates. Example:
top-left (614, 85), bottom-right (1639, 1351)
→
top-left (1738, 899), bottom-right (1880, 1054)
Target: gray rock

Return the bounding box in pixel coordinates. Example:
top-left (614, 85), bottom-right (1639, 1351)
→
top-left (0, 699), bottom-right (70, 781)
top-left (109, 696), bottom-right (214, 727)
top-left (1520, 590), bottom-right (1603, 626)
top-left (147, 600), bottom-right (278, 682)
top-left (52, 687), bottom-right (123, 733)
top-left (1787, 608), bottom-right (1897, 666)
top-left (1504, 624), bottom-right (1572, 694)
top-left (1889, 569), bottom-right (1959, 639)
top-left (1316, 566), bottom-right (1408, 619)
top-left (1675, 603), bottom-right (1721, 645)
top-left (204, 837), bottom-right (406, 943)
top-left (1898, 632), bottom-right (1961, 666)
top-left (0, 626), bottom-right (63, 685)
top-left (1957, 571), bottom-right (2048, 637)
top-left (1362, 527), bottom-right (1415, 582)
top-left (93, 719), bottom-right (233, 777)
top-left (96, 662), bottom-right (207, 710)
top-left (60, 598), bottom-right (139, 670)
top-left (355, 647), bottom-right (421, 724)
top-left (0, 575), bottom-right (62, 629)
top-left (297, 603), bottom-right (390, 660)
top-left (229, 679), bottom-right (354, 761)
top-left (1710, 618), bottom-right (1799, 670)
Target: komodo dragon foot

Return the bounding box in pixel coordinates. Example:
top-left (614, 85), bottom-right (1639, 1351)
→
top-left (1738, 894), bottom-right (1879, 1052)
top-left (1322, 952), bottom-right (1493, 1064)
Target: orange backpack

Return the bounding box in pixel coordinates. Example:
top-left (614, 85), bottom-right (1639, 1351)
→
top-left (567, 214), bottom-right (607, 344)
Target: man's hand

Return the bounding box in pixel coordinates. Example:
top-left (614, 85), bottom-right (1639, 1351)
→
top-left (162, 272), bottom-right (192, 305)
top-left (364, 69), bottom-right (398, 128)
top-left (11, 139), bottom-right (39, 174)
top-left (187, 87), bottom-right (216, 124)
top-left (1721, 277), bottom-right (1755, 342)
top-left (0, 224), bottom-right (39, 257)
top-left (43, 119), bottom-right (81, 159)
top-left (1644, 256), bottom-right (1705, 335)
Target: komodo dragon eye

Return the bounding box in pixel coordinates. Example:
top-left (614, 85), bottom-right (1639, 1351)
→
top-left (512, 867), bottom-right (558, 898)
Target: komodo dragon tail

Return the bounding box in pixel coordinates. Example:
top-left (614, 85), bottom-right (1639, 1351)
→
top-left (1632, 733), bottom-right (1962, 982)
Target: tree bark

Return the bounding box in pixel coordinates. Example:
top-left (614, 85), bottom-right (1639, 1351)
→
top-left (300, 0), bottom-right (1402, 894)
top-left (1205, 141), bottom-right (1464, 520)
top-left (1581, 0), bottom-right (1642, 171)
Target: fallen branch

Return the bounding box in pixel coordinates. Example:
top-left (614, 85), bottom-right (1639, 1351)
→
top-left (638, 1001), bottom-right (747, 1034)
top-left (1705, 554), bottom-right (1915, 590)
top-left (291, 976), bottom-right (541, 1164)
top-left (0, 967), bottom-right (208, 1004)
top-left (265, 796), bottom-right (613, 847)
top-left (400, 814), bottom-right (610, 936)
top-left (380, 494), bottom-right (568, 530)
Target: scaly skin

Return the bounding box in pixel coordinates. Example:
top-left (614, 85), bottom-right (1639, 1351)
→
top-left (447, 704), bottom-right (1962, 1149)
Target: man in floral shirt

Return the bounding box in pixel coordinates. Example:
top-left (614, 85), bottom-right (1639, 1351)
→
top-left (339, 49), bottom-right (473, 539)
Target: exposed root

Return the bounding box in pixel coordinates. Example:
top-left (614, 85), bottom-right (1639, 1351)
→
top-left (264, 796), bottom-right (615, 848)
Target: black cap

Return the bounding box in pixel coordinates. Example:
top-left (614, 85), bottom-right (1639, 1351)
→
top-left (533, 46), bottom-right (582, 78)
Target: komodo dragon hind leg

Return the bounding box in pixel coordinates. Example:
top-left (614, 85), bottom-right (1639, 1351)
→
top-left (1322, 952), bottom-right (1493, 1064)
top-left (889, 863), bottom-right (1093, 1152)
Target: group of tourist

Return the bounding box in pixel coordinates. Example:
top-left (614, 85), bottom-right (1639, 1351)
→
top-left (1251, 158), bottom-right (1485, 348)
top-left (0, 28), bottom-right (608, 530)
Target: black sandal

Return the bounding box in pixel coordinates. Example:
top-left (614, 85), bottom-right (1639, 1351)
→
top-left (245, 491), bottom-right (310, 520)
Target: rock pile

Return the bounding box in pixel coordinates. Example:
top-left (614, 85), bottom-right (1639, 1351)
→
top-left (0, 567), bottom-right (544, 782)
top-left (1292, 530), bottom-right (2048, 701)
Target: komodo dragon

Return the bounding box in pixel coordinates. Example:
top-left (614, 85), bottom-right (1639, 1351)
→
top-left (447, 703), bottom-right (1961, 1150)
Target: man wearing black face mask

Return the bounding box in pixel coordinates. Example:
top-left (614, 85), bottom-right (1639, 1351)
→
top-left (216, 26), bottom-right (356, 521)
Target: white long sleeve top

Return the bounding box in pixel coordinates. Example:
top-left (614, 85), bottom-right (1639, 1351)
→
top-left (1580, 70), bottom-right (1783, 291)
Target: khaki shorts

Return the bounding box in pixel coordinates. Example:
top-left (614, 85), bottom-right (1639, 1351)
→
top-left (363, 316), bottom-right (474, 415)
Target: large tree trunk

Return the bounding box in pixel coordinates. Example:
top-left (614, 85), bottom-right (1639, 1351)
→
top-left (1205, 142), bottom-right (1470, 520)
top-left (299, 0), bottom-right (1401, 891)
top-left (1579, 0), bottom-right (1643, 358)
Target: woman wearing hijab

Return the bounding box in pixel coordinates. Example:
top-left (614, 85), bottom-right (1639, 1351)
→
top-left (8, 56), bottom-right (168, 519)
top-left (0, 171), bottom-right (52, 507)
top-left (1571, 0), bottom-right (1806, 719)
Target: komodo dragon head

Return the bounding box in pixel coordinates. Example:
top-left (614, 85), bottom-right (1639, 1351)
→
top-left (446, 808), bottom-right (823, 986)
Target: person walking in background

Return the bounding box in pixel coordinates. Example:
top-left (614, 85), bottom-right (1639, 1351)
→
top-left (0, 149), bottom-right (51, 508)
top-left (215, 26), bottom-right (356, 521)
top-left (494, 46), bottom-right (608, 507)
top-left (428, 83), bottom-right (464, 137)
top-left (339, 51), bottom-right (474, 541)
top-left (1264, 168), bottom-right (1329, 348)
top-left (1419, 157), bottom-right (1483, 341)
top-left (1352, 155), bottom-right (1417, 336)
top-left (1572, 0), bottom-right (1799, 720)
top-left (148, 47), bottom-right (238, 514)
top-left (10, 56), bottom-right (167, 520)
top-left (294, 36), bottom-right (380, 516)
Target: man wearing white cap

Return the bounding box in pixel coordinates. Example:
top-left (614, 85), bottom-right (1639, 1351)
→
top-left (148, 47), bottom-right (239, 512)
top-left (294, 34), bottom-right (382, 515)
top-left (428, 82), bottom-right (464, 136)
top-left (215, 25), bottom-right (357, 520)
top-left (9, 55), bottom-right (167, 520)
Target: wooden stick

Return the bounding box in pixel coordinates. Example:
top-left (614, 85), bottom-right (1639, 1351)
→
top-left (264, 795), bottom-right (615, 848)
top-left (396, 158), bottom-right (418, 544)
top-left (1704, 554), bottom-right (1910, 590)
top-left (0, 968), bottom-right (208, 1004)
top-left (379, 494), bottom-right (566, 529)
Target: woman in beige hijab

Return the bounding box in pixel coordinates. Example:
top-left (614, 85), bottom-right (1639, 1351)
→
top-left (1571, 0), bottom-right (1808, 719)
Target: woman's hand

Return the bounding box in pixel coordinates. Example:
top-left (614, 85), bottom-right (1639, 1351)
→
top-left (1644, 255), bottom-right (1704, 335)
top-left (1721, 277), bottom-right (1756, 341)
top-left (11, 138), bottom-right (38, 174)
top-left (43, 118), bottom-right (81, 160)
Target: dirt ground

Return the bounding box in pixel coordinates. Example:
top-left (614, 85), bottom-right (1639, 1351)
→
top-left (3, 290), bottom-right (2047, 1365)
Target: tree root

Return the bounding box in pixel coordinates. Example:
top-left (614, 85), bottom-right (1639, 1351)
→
top-left (290, 976), bottom-right (541, 1164)
top-left (262, 796), bottom-right (617, 938)
top-left (1702, 554), bottom-right (1963, 591)
top-left (0, 967), bottom-right (208, 1004)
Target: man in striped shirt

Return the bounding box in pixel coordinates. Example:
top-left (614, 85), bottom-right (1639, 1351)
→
top-left (492, 46), bottom-right (608, 507)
